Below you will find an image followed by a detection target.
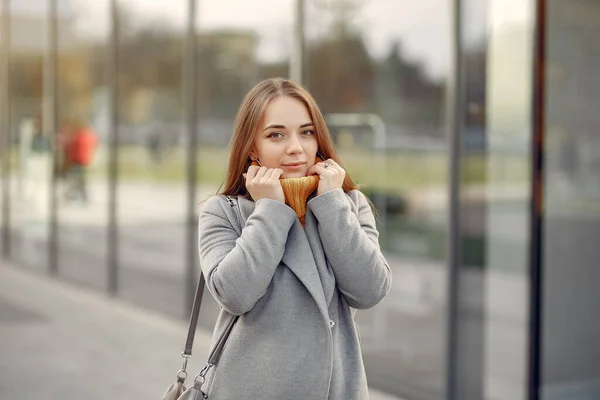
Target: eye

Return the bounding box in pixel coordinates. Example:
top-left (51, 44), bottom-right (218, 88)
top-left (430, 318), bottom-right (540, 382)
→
top-left (301, 129), bottom-right (315, 136)
top-left (267, 131), bottom-right (284, 139)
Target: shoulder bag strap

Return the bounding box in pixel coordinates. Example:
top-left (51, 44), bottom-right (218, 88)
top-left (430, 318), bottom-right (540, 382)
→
top-left (182, 273), bottom-right (206, 357)
top-left (178, 196), bottom-right (241, 382)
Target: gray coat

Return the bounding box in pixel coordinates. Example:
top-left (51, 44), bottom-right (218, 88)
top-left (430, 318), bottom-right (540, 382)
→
top-left (197, 188), bottom-right (392, 399)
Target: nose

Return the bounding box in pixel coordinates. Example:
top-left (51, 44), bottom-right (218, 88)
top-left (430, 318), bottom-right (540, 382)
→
top-left (286, 133), bottom-right (304, 155)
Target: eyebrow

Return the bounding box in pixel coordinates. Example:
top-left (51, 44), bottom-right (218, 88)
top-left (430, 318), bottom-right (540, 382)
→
top-left (263, 122), bottom-right (314, 131)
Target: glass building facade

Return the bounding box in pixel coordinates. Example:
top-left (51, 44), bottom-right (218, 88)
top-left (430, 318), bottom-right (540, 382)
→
top-left (1, 0), bottom-right (598, 399)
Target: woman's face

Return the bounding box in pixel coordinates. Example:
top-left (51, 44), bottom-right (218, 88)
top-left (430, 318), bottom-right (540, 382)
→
top-left (250, 96), bottom-right (318, 179)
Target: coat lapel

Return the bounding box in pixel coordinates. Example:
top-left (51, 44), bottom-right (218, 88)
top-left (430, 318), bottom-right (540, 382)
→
top-left (236, 198), bottom-right (329, 320)
top-left (281, 221), bottom-right (329, 319)
top-left (303, 209), bottom-right (336, 306)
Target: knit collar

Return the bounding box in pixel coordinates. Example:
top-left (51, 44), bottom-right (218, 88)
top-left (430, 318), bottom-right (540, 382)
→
top-left (280, 175), bottom-right (319, 226)
top-left (250, 158), bottom-right (322, 227)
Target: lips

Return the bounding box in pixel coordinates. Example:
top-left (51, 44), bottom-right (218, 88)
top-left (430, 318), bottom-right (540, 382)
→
top-left (282, 162), bottom-right (306, 167)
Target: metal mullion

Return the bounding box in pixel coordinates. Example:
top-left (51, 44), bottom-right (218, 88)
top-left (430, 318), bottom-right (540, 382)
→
top-left (527, 0), bottom-right (546, 398)
top-left (184, 0), bottom-right (199, 315)
top-left (107, 0), bottom-right (120, 295)
top-left (48, 0), bottom-right (59, 276)
top-left (445, 0), bottom-right (464, 398)
top-left (290, 0), bottom-right (305, 83)
top-left (0, 0), bottom-right (10, 259)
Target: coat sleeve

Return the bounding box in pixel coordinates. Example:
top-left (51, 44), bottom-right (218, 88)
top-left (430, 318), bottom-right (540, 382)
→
top-left (307, 189), bottom-right (392, 309)
top-left (198, 196), bottom-right (297, 315)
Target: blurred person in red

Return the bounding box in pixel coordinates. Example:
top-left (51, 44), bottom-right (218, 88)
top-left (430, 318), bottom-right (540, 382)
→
top-left (64, 121), bottom-right (98, 203)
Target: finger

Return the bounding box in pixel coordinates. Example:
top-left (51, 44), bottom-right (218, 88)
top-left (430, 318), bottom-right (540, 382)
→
top-left (322, 159), bottom-right (340, 169)
top-left (271, 168), bottom-right (283, 180)
top-left (314, 161), bottom-right (329, 170)
top-left (325, 158), bottom-right (344, 170)
top-left (264, 168), bottom-right (274, 179)
top-left (243, 173), bottom-right (247, 179)
top-left (310, 163), bottom-right (332, 174)
top-left (246, 165), bottom-right (259, 180)
top-left (255, 166), bottom-right (268, 179)
top-left (311, 164), bottom-right (331, 177)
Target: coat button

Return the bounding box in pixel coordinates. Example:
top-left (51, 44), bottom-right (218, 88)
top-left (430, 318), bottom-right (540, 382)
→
top-left (329, 319), bottom-right (335, 328)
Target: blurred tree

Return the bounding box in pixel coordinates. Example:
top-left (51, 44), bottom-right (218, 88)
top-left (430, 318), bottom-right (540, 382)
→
top-left (374, 40), bottom-right (445, 130)
top-left (196, 30), bottom-right (259, 120)
top-left (10, 55), bottom-right (44, 101)
top-left (306, 33), bottom-right (374, 113)
top-left (258, 61), bottom-right (290, 82)
top-left (306, 0), bottom-right (374, 113)
top-left (82, 5), bottom-right (185, 125)
top-left (116, 12), bottom-right (184, 124)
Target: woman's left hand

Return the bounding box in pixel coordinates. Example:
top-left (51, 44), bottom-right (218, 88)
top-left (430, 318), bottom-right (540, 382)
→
top-left (308, 158), bottom-right (346, 196)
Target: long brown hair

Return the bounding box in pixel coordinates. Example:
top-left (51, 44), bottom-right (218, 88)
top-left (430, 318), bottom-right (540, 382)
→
top-left (220, 78), bottom-right (359, 198)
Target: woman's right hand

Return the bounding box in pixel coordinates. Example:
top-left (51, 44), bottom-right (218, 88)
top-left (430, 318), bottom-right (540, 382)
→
top-left (243, 166), bottom-right (285, 203)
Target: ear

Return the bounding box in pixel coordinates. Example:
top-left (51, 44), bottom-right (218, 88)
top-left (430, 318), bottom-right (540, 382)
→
top-left (248, 146), bottom-right (258, 161)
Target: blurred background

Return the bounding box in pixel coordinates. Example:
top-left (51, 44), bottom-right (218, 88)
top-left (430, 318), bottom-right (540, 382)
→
top-left (0, 0), bottom-right (599, 399)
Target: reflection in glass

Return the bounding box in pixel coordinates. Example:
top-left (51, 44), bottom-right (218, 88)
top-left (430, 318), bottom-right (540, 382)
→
top-left (0, 0), bottom-right (6, 256)
top-left (305, 0), bottom-right (451, 398)
top-left (8, 0), bottom-right (52, 271)
top-left (542, 1), bottom-right (600, 398)
top-left (114, 0), bottom-right (188, 316)
top-left (54, 0), bottom-right (110, 290)
top-left (483, 1), bottom-right (535, 399)
top-left (454, 0), bottom-right (490, 398)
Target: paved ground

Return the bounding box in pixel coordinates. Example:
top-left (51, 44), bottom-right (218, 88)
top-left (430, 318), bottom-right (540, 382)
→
top-left (0, 261), bottom-right (403, 400)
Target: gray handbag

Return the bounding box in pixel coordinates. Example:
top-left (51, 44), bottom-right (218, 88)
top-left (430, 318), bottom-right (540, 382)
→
top-left (162, 197), bottom-right (241, 400)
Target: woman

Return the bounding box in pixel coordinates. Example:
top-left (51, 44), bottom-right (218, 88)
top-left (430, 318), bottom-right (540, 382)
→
top-left (198, 78), bottom-right (391, 399)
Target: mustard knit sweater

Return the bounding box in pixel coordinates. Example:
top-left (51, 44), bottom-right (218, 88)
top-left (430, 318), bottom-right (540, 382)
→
top-left (251, 160), bottom-right (320, 226)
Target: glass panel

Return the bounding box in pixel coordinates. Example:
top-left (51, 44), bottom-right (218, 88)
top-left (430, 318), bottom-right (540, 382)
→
top-left (482, 1), bottom-right (535, 399)
top-left (194, 0), bottom-right (295, 326)
top-left (0, 0), bottom-right (7, 256)
top-left (304, 0), bottom-right (451, 398)
top-left (455, 0), bottom-right (491, 398)
top-left (541, 1), bottom-right (600, 398)
top-left (115, 0), bottom-right (187, 316)
top-left (8, 0), bottom-right (52, 271)
top-left (55, 0), bottom-right (109, 290)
